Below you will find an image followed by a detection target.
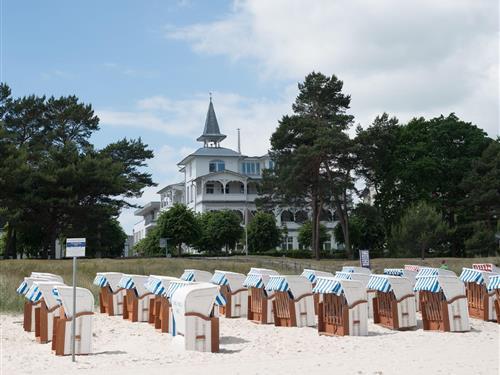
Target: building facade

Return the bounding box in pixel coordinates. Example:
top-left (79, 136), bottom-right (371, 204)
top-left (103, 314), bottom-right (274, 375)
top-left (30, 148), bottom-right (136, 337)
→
top-left (134, 99), bottom-right (340, 251)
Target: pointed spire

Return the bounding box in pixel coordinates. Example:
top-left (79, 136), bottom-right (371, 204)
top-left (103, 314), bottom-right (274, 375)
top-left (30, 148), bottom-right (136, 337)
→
top-left (196, 95), bottom-right (226, 147)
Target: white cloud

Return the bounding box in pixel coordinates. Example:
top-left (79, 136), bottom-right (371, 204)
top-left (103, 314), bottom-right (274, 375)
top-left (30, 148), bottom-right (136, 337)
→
top-left (166, 0), bottom-right (499, 136)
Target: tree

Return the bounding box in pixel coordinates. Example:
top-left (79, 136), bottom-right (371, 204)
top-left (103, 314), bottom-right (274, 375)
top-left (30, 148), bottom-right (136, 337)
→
top-left (263, 72), bottom-right (354, 260)
top-left (459, 140), bottom-right (500, 256)
top-left (156, 203), bottom-right (201, 256)
top-left (389, 201), bottom-right (448, 259)
top-left (298, 221), bottom-right (329, 250)
top-left (334, 203), bottom-right (386, 257)
top-left (247, 212), bottom-right (281, 253)
top-left (0, 84), bottom-right (155, 258)
top-left (197, 210), bottom-right (243, 254)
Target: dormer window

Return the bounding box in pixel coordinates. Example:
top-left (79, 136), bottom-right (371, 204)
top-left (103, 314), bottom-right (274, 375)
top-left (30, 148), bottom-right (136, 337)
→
top-left (209, 160), bottom-right (225, 172)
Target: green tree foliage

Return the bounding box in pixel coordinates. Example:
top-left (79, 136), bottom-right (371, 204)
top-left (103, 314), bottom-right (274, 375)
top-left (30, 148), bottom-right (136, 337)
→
top-left (389, 201), bottom-right (448, 259)
top-left (262, 72), bottom-right (355, 260)
top-left (335, 203), bottom-right (386, 257)
top-left (459, 140), bottom-right (500, 256)
top-left (133, 226), bottom-right (162, 257)
top-left (247, 212), bottom-right (281, 253)
top-left (0, 83), bottom-right (155, 258)
top-left (197, 210), bottom-right (243, 254)
top-left (156, 203), bottom-right (201, 256)
top-left (298, 221), bottom-right (329, 250)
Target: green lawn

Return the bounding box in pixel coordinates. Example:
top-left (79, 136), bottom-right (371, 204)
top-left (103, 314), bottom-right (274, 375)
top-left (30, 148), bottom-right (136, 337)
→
top-left (1, 256), bottom-right (498, 312)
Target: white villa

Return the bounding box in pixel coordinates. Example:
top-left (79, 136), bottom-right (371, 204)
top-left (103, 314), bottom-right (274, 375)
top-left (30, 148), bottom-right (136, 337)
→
top-left (133, 99), bottom-right (340, 252)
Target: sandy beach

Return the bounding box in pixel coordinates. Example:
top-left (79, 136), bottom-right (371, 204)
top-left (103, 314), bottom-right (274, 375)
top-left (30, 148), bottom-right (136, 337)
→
top-left (1, 312), bottom-right (498, 375)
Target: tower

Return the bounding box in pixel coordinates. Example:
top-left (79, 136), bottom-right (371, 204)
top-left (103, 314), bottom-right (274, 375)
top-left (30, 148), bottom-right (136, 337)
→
top-left (196, 96), bottom-right (226, 147)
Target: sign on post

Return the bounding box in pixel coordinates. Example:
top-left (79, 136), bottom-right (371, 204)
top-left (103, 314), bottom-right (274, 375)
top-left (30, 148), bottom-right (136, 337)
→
top-left (66, 238), bottom-right (86, 258)
top-left (359, 249), bottom-right (370, 269)
top-left (66, 238), bottom-right (86, 362)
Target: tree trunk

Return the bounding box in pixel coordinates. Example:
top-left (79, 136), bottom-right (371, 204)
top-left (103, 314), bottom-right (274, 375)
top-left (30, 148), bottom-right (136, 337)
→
top-left (311, 194), bottom-right (320, 260)
top-left (334, 199), bottom-right (351, 259)
top-left (314, 199), bottom-right (322, 260)
top-left (421, 243), bottom-right (426, 260)
top-left (177, 244), bottom-right (182, 257)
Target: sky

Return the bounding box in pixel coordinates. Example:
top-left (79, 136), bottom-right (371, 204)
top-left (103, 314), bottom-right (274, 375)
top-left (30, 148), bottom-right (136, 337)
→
top-left (2, 0), bottom-right (499, 233)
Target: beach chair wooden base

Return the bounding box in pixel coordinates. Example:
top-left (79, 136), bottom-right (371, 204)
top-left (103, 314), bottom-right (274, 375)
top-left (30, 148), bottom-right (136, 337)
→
top-left (420, 291), bottom-right (468, 332)
top-left (52, 311), bottom-right (94, 356)
top-left (157, 297), bottom-right (169, 333)
top-left (272, 291), bottom-right (297, 327)
top-left (99, 287), bottom-right (124, 316)
top-left (122, 290), bottom-right (153, 322)
top-left (218, 285), bottom-right (246, 318)
top-left (373, 291), bottom-right (415, 331)
top-left (34, 301), bottom-right (59, 343)
top-left (317, 295), bottom-right (349, 336)
top-left (465, 282), bottom-right (492, 321)
top-left (247, 288), bottom-right (274, 324)
top-left (495, 290), bottom-right (500, 324)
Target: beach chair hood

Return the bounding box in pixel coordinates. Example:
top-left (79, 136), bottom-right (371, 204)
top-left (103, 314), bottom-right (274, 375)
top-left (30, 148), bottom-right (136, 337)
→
top-left (459, 268), bottom-right (497, 286)
top-left (243, 268), bottom-right (279, 288)
top-left (266, 275), bottom-right (312, 298)
top-left (94, 272), bottom-right (124, 293)
top-left (145, 275), bottom-right (179, 295)
top-left (414, 275), bottom-right (465, 301)
top-left (487, 275), bottom-right (500, 291)
top-left (301, 269), bottom-right (334, 283)
top-left (118, 274), bottom-right (150, 297)
top-left (313, 277), bottom-right (366, 306)
top-left (171, 283), bottom-right (218, 330)
top-left (17, 276), bottom-right (60, 296)
top-left (30, 273), bottom-right (64, 283)
top-left (180, 269), bottom-right (213, 282)
top-left (27, 281), bottom-right (65, 309)
top-left (367, 275), bottom-right (414, 300)
top-left (342, 266), bottom-right (371, 275)
top-left (472, 263), bottom-right (500, 273)
top-left (211, 270), bottom-right (246, 291)
top-left (53, 286), bottom-right (94, 319)
top-left (416, 267), bottom-right (456, 278)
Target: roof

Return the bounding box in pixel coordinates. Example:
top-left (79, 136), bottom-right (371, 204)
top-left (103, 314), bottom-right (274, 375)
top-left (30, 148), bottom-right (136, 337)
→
top-left (157, 182), bottom-right (184, 194)
top-left (177, 146), bottom-right (241, 166)
top-left (488, 275), bottom-right (500, 291)
top-left (134, 201), bottom-right (160, 216)
top-left (196, 99), bottom-right (226, 144)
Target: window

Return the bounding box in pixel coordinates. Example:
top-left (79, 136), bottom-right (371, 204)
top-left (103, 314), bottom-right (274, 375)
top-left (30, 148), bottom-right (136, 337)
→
top-left (242, 162), bottom-right (261, 175)
top-left (209, 160), bottom-right (225, 172)
top-left (268, 160), bottom-right (275, 169)
top-left (281, 236), bottom-right (294, 251)
top-left (206, 183), bottom-right (214, 194)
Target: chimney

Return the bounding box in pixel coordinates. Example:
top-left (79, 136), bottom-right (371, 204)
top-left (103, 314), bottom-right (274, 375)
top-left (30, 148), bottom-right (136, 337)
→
top-left (237, 128), bottom-right (241, 154)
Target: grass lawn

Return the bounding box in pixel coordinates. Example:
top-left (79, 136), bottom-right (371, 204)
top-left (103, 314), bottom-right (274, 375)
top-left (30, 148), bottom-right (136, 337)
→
top-left (1, 256), bottom-right (498, 312)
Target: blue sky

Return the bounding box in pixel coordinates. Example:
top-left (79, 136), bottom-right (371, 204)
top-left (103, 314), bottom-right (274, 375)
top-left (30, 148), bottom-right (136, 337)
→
top-left (3, 0), bottom-right (498, 232)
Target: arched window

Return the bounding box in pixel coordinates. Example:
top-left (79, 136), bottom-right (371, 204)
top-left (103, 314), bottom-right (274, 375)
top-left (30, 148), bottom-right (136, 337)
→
top-left (209, 160), bottom-right (225, 172)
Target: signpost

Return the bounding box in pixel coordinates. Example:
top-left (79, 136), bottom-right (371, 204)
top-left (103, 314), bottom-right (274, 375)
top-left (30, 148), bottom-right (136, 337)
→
top-left (359, 249), bottom-right (370, 269)
top-left (66, 238), bottom-right (86, 362)
top-left (159, 238), bottom-right (170, 257)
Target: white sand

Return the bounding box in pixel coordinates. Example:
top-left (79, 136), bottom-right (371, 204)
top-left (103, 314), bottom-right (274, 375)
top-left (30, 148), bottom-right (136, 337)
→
top-left (1, 313), bottom-right (498, 375)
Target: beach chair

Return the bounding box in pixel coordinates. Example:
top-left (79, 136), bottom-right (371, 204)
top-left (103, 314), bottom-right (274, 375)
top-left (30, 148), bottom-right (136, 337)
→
top-left (118, 275), bottom-right (154, 322)
top-left (144, 275), bottom-right (178, 332)
top-left (459, 267), bottom-right (498, 322)
top-left (368, 275), bottom-right (417, 330)
top-left (472, 263), bottom-right (499, 273)
top-left (314, 277), bottom-right (368, 336)
top-left (17, 275), bottom-right (63, 332)
top-left (25, 280), bottom-right (65, 343)
top-left (244, 268), bottom-right (280, 324)
top-left (300, 269), bottom-right (334, 314)
top-left (211, 270), bottom-right (248, 318)
top-left (165, 279), bottom-right (197, 335)
top-left (93, 272), bottom-right (125, 316)
top-left (180, 269), bottom-right (213, 282)
top-left (171, 283), bottom-right (220, 352)
top-left (51, 286), bottom-right (94, 356)
top-left (335, 271), bottom-right (375, 319)
top-left (266, 275), bottom-right (315, 327)
top-left (342, 266), bottom-right (372, 275)
top-left (384, 268), bottom-right (420, 311)
top-left (487, 275), bottom-right (500, 324)
top-left (415, 275), bottom-right (470, 332)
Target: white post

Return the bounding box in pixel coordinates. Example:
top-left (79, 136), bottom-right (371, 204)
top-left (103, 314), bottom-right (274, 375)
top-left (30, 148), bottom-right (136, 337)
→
top-left (71, 256), bottom-right (77, 362)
